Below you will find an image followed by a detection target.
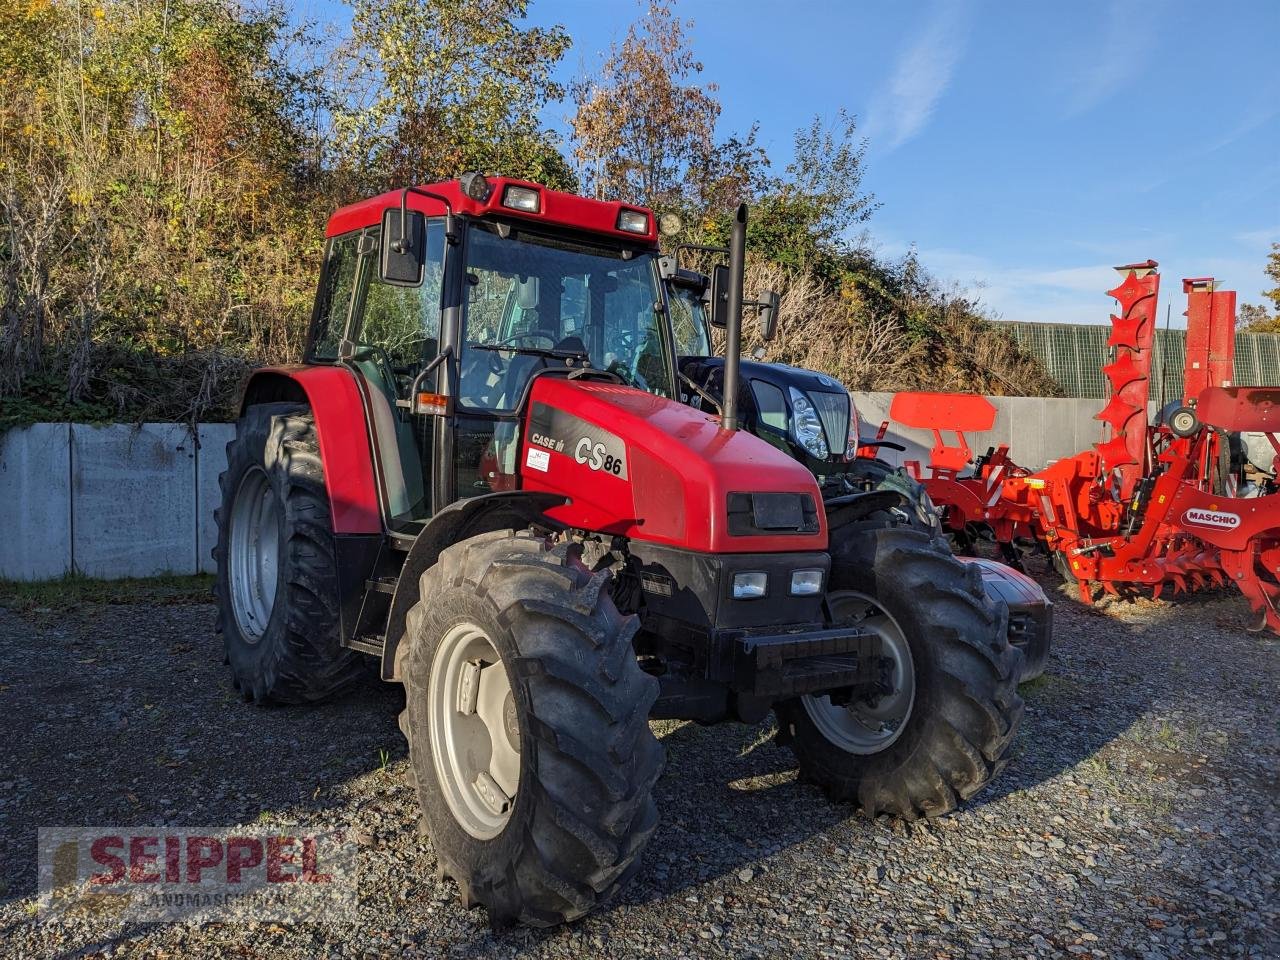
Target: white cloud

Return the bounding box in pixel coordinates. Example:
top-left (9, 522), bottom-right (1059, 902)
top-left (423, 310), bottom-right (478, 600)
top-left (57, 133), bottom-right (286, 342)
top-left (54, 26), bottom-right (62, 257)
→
top-left (863, 0), bottom-right (969, 152)
top-left (1063, 0), bottom-right (1158, 117)
top-left (905, 246), bottom-right (1270, 326)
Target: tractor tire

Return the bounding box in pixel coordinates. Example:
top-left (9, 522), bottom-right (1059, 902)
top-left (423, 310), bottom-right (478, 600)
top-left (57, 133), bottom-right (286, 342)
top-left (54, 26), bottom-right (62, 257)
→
top-left (776, 525), bottom-right (1024, 819)
top-left (213, 402), bottom-right (363, 704)
top-left (397, 530), bottom-right (663, 927)
top-left (842, 457), bottom-right (941, 535)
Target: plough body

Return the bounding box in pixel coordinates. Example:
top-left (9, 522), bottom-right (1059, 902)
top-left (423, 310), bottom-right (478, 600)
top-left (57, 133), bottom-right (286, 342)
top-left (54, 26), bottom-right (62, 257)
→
top-left (890, 266), bottom-right (1280, 633)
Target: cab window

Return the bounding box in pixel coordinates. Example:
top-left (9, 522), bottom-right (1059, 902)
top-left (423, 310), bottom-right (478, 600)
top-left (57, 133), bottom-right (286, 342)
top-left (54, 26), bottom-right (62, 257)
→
top-left (310, 232), bottom-right (361, 359)
top-left (351, 220), bottom-right (446, 369)
top-left (669, 284), bottom-right (712, 357)
top-left (458, 225), bottom-right (672, 412)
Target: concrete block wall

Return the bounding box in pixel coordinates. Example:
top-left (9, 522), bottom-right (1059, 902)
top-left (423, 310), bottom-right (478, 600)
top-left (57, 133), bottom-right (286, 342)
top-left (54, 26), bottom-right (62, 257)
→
top-left (0, 399), bottom-right (1108, 582)
top-left (0, 424), bottom-right (72, 580)
top-left (0, 423), bottom-right (234, 580)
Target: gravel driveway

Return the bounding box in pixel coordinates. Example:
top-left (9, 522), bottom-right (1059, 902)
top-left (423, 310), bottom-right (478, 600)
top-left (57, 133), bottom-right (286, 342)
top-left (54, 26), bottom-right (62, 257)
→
top-left (0, 580), bottom-right (1275, 959)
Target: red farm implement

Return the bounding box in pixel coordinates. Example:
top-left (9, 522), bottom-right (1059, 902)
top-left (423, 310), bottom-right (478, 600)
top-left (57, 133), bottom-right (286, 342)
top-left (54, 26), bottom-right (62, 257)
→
top-left (891, 264), bottom-right (1280, 634)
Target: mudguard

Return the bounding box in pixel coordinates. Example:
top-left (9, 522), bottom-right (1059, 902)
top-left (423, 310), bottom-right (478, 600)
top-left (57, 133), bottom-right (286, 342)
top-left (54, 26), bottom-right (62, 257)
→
top-left (240, 365), bottom-right (382, 534)
top-left (958, 557), bottom-right (1054, 682)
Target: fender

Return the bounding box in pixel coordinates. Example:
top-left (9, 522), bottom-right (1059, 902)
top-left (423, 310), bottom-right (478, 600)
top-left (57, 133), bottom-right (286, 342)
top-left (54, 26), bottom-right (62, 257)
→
top-left (240, 365), bottom-right (382, 534)
top-left (380, 490), bottom-right (569, 680)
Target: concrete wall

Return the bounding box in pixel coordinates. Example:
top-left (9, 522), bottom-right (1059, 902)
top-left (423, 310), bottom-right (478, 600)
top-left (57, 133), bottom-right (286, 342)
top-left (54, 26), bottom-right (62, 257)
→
top-left (0, 399), bottom-right (1107, 581)
top-left (0, 423), bottom-right (234, 581)
top-left (849, 392), bottom-right (1107, 471)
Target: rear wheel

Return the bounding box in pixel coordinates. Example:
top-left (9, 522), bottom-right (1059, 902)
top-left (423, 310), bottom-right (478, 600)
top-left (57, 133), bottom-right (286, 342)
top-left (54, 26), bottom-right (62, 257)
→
top-left (777, 526), bottom-right (1024, 819)
top-left (213, 403), bottom-right (363, 704)
top-left (398, 531), bottom-right (663, 926)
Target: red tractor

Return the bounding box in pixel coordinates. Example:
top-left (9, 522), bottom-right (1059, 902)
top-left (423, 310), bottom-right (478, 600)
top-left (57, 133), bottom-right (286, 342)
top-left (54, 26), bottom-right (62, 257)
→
top-left (213, 175), bottom-right (1024, 926)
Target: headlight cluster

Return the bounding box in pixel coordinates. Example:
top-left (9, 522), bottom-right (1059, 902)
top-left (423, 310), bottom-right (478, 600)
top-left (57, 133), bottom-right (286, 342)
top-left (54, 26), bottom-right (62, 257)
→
top-left (787, 387), bottom-right (829, 459)
top-left (731, 569), bottom-right (824, 599)
top-left (846, 401), bottom-right (861, 458)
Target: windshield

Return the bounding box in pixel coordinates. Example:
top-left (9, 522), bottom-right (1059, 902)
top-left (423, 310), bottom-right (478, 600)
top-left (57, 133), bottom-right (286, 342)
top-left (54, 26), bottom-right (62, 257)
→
top-left (458, 225), bottom-right (673, 411)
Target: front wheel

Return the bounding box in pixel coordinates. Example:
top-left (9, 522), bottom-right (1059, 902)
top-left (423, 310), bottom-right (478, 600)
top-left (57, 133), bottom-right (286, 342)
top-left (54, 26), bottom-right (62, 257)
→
top-left (398, 531), bottom-right (663, 926)
top-left (777, 525), bottom-right (1024, 819)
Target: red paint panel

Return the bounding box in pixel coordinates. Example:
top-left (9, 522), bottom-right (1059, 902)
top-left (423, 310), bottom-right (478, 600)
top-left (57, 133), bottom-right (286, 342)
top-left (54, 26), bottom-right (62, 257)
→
top-left (241, 365), bottom-right (382, 534)
top-left (1196, 386), bottom-right (1280, 433)
top-left (519, 378), bottom-right (827, 553)
top-left (1182, 278), bottom-right (1237, 399)
top-left (325, 178), bottom-right (660, 246)
top-left (889, 392), bottom-right (996, 432)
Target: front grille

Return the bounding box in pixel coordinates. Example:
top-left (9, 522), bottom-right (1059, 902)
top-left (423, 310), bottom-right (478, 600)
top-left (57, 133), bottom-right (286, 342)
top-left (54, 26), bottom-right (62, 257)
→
top-left (808, 391), bottom-right (849, 458)
top-left (726, 492), bottom-right (820, 536)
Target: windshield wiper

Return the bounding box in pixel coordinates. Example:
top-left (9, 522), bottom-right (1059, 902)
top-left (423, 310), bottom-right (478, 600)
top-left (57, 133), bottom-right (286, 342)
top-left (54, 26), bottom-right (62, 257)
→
top-left (470, 343), bottom-right (590, 362)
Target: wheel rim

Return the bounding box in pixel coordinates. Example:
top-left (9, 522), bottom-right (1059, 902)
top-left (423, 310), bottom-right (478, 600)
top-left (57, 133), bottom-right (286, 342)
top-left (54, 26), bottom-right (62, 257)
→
top-left (228, 466), bottom-right (280, 643)
top-left (428, 622), bottom-right (521, 840)
top-left (801, 590), bottom-right (916, 754)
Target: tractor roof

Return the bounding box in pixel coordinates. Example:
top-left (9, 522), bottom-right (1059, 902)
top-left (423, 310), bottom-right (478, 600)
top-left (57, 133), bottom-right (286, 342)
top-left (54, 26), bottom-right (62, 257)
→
top-left (326, 177), bottom-right (659, 247)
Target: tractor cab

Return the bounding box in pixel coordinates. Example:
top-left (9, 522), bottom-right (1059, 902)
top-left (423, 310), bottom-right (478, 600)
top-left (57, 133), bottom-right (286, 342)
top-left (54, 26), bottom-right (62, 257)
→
top-left (302, 177), bottom-right (677, 527)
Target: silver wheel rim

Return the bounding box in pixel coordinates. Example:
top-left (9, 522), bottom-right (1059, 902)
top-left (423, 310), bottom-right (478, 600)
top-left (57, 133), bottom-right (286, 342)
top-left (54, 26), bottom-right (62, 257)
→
top-left (801, 590), bottom-right (916, 754)
top-left (428, 622), bottom-right (521, 840)
top-left (228, 466), bottom-right (280, 643)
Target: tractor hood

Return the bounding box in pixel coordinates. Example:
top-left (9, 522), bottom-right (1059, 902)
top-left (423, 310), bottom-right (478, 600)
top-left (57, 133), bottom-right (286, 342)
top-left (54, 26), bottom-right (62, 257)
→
top-left (519, 376), bottom-right (827, 553)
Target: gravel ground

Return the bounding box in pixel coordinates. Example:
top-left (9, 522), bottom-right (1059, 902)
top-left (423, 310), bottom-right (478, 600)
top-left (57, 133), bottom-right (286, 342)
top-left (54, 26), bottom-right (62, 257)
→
top-left (0, 578), bottom-right (1276, 959)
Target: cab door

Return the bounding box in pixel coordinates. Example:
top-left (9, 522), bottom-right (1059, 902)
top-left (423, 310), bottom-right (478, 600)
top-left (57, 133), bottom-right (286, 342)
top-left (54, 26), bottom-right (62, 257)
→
top-left (345, 221), bottom-right (447, 525)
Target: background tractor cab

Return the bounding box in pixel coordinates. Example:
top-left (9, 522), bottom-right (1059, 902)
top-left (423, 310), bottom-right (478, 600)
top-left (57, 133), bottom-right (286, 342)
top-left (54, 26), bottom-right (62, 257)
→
top-left (663, 262), bottom-right (873, 480)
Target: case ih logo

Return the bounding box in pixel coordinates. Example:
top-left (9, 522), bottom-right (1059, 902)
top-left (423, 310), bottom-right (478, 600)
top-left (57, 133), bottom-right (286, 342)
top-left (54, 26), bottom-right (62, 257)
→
top-left (1183, 508), bottom-right (1241, 530)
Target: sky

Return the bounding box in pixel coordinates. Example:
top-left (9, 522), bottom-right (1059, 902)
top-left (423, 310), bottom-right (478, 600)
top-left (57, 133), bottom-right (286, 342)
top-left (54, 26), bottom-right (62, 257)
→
top-left (301, 0), bottom-right (1280, 327)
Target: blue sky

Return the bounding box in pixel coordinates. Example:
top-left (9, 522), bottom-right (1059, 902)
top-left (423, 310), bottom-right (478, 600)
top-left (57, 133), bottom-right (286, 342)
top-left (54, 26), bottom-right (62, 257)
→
top-left (301, 0), bottom-right (1280, 326)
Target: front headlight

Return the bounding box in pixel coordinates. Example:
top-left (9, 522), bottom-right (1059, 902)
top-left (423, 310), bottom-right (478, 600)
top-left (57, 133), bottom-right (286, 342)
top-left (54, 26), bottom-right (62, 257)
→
top-left (788, 387), bottom-right (829, 459)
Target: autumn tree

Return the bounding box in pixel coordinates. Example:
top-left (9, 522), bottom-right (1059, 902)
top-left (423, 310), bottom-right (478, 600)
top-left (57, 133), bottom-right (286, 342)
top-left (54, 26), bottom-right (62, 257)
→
top-left (1239, 242), bottom-right (1280, 334)
top-left (569, 1), bottom-right (719, 206)
top-left (332, 0), bottom-right (574, 194)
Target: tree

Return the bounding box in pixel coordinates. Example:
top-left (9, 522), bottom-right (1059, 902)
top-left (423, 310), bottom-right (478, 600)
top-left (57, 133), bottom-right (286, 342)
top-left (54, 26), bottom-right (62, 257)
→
top-left (333, 0), bottom-right (573, 193)
top-left (740, 111), bottom-right (879, 276)
top-left (569, 1), bottom-right (719, 206)
top-left (1239, 242), bottom-right (1280, 334)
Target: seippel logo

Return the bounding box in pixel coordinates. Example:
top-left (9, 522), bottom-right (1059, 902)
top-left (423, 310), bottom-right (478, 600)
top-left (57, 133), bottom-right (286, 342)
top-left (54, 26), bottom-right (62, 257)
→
top-left (1183, 508), bottom-right (1241, 530)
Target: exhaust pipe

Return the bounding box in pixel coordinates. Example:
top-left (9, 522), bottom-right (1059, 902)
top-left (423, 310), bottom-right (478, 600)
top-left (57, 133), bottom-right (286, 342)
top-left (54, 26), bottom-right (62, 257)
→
top-left (721, 203), bottom-right (747, 432)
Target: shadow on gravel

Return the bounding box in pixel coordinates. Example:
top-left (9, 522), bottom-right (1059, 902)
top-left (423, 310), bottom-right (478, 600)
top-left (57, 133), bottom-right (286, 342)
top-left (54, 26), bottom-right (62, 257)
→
top-left (0, 574), bottom-right (1226, 952)
top-left (0, 604), bottom-right (405, 916)
top-left (442, 581), bottom-right (1211, 952)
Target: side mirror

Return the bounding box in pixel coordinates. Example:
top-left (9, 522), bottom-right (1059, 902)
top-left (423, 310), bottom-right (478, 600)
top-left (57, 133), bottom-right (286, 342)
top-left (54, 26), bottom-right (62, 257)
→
top-left (707, 264), bottom-right (730, 328)
top-left (380, 207), bottom-right (425, 287)
top-left (757, 290), bottom-right (779, 341)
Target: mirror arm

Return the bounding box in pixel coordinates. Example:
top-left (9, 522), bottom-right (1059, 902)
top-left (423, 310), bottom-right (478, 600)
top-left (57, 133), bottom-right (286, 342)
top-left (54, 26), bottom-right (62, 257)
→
top-left (396, 345), bottom-right (454, 411)
top-left (673, 242), bottom-right (729, 273)
top-left (394, 186), bottom-right (457, 253)
top-left (679, 372), bottom-right (723, 416)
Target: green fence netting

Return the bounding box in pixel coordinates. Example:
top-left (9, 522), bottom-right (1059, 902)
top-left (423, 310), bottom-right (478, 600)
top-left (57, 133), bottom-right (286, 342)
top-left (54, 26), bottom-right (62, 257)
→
top-left (995, 321), bottom-right (1280, 399)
